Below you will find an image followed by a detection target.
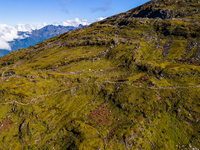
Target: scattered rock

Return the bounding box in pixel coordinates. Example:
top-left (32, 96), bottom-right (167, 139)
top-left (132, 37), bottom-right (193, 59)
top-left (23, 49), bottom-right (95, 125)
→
top-left (41, 76), bottom-right (46, 79)
top-left (31, 75), bottom-right (36, 79)
top-left (24, 75), bottom-right (30, 78)
top-left (185, 117), bottom-right (193, 123)
top-left (163, 40), bottom-right (172, 57)
top-left (19, 120), bottom-right (26, 132)
top-left (5, 71), bottom-right (15, 77)
top-left (11, 107), bottom-right (17, 113)
top-left (118, 104), bottom-right (124, 109)
top-left (52, 65), bottom-right (58, 69)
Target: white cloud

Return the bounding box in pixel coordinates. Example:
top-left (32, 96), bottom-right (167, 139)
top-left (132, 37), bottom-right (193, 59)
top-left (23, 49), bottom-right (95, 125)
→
top-left (15, 23), bottom-right (48, 32)
top-left (15, 24), bottom-right (33, 32)
top-left (61, 17), bottom-right (106, 27)
top-left (0, 24), bottom-right (20, 50)
top-left (61, 18), bottom-right (89, 27)
top-left (0, 39), bottom-right (12, 50)
top-left (34, 23), bottom-right (48, 30)
top-left (92, 17), bottom-right (106, 22)
top-left (0, 17), bottom-right (106, 50)
top-left (0, 23), bottom-right (46, 50)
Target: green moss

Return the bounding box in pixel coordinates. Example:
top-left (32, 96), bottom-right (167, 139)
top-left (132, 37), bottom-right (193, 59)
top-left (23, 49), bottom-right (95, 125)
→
top-left (0, 0), bottom-right (199, 149)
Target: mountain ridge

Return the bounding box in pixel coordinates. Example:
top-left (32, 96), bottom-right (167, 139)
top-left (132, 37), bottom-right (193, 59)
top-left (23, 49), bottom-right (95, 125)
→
top-left (0, 0), bottom-right (199, 149)
top-left (0, 24), bottom-right (86, 57)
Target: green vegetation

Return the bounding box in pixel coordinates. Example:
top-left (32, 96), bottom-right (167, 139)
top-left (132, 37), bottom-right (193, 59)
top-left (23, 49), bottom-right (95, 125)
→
top-left (0, 0), bottom-right (199, 149)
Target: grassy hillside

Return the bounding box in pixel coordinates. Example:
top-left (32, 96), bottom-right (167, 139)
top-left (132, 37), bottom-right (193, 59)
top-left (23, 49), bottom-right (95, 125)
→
top-left (0, 0), bottom-right (199, 149)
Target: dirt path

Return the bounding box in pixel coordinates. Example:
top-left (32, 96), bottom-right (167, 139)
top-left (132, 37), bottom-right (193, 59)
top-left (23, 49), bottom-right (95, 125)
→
top-left (1, 61), bottom-right (21, 78)
top-left (0, 100), bottom-right (30, 106)
top-left (0, 81), bottom-right (199, 106)
top-left (101, 81), bottom-right (200, 89)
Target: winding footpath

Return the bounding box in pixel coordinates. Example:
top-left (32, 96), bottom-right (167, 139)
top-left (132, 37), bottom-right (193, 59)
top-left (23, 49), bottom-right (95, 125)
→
top-left (0, 80), bottom-right (200, 106)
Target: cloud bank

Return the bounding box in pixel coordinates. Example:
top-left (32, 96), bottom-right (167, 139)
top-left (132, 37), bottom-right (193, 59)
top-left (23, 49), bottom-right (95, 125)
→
top-left (92, 17), bottom-right (106, 22)
top-left (0, 17), bottom-right (104, 50)
top-left (61, 18), bottom-right (89, 27)
top-left (0, 24), bottom-right (20, 50)
top-left (0, 23), bottom-right (46, 50)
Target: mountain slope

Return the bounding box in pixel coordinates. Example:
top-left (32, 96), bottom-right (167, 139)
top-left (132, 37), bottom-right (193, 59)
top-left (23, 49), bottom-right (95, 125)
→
top-left (0, 0), bottom-right (199, 149)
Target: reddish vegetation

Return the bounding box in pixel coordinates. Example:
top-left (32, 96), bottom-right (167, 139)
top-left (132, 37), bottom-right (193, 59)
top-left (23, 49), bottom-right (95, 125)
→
top-left (67, 82), bottom-right (72, 85)
top-left (108, 144), bottom-right (111, 148)
top-left (88, 104), bottom-right (111, 127)
top-left (137, 118), bottom-right (143, 121)
top-left (156, 95), bottom-right (161, 100)
top-left (141, 75), bottom-right (149, 81)
top-left (128, 39), bottom-right (138, 44)
top-left (112, 93), bottom-right (118, 96)
top-left (119, 38), bottom-right (125, 42)
top-left (177, 60), bottom-right (199, 65)
top-left (136, 74), bottom-right (149, 84)
top-left (129, 39), bottom-right (138, 42)
top-left (0, 118), bottom-right (13, 134)
top-left (106, 123), bottom-right (124, 142)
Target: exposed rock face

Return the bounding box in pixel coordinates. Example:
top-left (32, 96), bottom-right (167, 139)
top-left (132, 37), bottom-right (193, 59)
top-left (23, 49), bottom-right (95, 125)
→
top-left (132, 7), bottom-right (173, 19)
top-left (163, 40), bottom-right (172, 57)
top-left (100, 0), bottom-right (200, 22)
top-left (186, 40), bottom-right (198, 56)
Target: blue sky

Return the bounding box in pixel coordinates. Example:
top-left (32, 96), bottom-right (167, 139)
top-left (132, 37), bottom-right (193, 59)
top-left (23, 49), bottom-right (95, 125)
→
top-left (0, 0), bottom-right (150, 26)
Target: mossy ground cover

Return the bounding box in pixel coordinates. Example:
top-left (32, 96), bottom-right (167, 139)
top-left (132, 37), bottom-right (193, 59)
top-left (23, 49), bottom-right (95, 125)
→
top-left (0, 0), bottom-right (200, 149)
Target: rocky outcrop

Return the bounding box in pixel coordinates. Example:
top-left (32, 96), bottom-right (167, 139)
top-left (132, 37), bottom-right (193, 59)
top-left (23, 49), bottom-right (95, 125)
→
top-left (163, 40), bottom-right (172, 57)
top-left (132, 7), bottom-right (173, 19)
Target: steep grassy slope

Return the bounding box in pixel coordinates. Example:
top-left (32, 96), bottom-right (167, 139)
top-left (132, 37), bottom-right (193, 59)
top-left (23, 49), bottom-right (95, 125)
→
top-left (0, 0), bottom-right (199, 149)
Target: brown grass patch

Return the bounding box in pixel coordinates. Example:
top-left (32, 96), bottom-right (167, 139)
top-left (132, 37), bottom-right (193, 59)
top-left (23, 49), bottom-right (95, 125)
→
top-left (0, 117), bottom-right (13, 134)
top-left (88, 104), bottom-right (111, 127)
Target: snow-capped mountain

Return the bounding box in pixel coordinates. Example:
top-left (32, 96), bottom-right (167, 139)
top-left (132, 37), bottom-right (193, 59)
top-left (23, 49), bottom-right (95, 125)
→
top-left (0, 18), bottom-right (91, 57)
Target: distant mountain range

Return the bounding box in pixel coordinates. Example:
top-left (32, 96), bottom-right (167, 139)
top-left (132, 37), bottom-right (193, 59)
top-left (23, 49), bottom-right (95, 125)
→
top-left (0, 24), bottom-right (86, 57)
